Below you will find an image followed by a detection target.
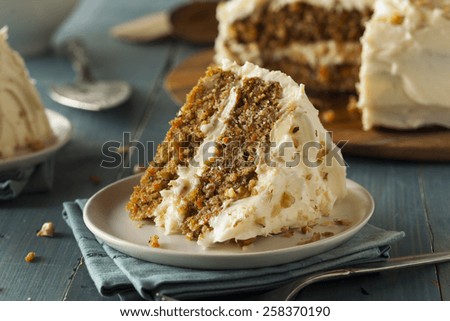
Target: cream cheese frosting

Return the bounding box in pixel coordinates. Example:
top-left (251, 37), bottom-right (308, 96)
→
top-left (357, 0), bottom-right (450, 129)
top-left (217, 0), bottom-right (373, 23)
top-left (0, 26), bottom-right (53, 158)
top-left (153, 60), bottom-right (347, 247)
top-left (225, 41), bottom-right (362, 68)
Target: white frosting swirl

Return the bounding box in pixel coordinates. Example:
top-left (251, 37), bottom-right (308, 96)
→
top-left (358, 0), bottom-right (450, 129)
top-left (0, 26), bottom-right (53, 157)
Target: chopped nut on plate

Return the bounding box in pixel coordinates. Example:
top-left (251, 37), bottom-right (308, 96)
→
top-left (298, 232), bottom-right (321, 245)
top-left (281, 229), bottom-right (295, 238)
top-left (321, 231), bottom-right (335, 238)
top-left (334, 218), bottom-right (351, 226)
top-left (148, 235), bottom-right (160, 248)
top-left (236, 237), bottom-right (256, 247)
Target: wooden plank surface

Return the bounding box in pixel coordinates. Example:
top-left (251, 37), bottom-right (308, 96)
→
top-left (420, 165), bottom-right (450, 300)
top-left (1, 0), bottom-right (449, 302)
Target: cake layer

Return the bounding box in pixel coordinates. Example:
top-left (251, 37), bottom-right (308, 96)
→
top-left (128, 68), bottom-right (240, 220)
top-left (215, 0), bottom-right (374, 93)
top-left (357, 0), bottom-right (450, 129)
top-left (0, 27), bottom-right (53, 158)
top-left (227, 2), bottom-right (371, 46)
top-left (224, 40), bottom-right (361, 68)
top-left (216, 0), bottom-right (374, 31)
top-left (128, 60), bottom-right (347, 247)
top-left (272, 41), bottom-right (362, 67)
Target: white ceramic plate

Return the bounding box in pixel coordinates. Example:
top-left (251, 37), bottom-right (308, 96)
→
top-left (0, 109), bottom-right (72, 171)
top-left (84, 175), bottom-right (374, 269)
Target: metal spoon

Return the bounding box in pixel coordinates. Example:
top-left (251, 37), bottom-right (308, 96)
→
top-left (49, 39), bottom-right (132, 111)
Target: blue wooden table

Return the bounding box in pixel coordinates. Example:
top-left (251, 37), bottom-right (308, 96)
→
top-left (1, 0), bottom-right (449, 301)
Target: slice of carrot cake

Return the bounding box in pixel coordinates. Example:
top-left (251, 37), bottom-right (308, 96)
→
top-left (0, 26), bottom-right (53, 158)
top-left (127, 60), bottom-right (347, 247)
top-left (214, 0), bottom-right (374, 93)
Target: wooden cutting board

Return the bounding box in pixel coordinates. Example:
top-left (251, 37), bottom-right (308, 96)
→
top-left (164, 49), bottom-right (450, 162)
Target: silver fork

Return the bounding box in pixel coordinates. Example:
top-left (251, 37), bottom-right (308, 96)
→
top-left (154, 251), bottom-right (450, 301)
top-left (282, 250), bottom-right (450, 300)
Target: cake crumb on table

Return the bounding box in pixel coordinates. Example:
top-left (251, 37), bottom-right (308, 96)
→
top-left (25, 252), bottom-right (36, 263)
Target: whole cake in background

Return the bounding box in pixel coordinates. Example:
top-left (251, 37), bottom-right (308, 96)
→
top-left (357, 0), bottom-right (450, 130)
top-left (214, 0), bottom-right (374, 94)
top-left (127, 60), bottom-right (347, 247)
top-left (0, 26), bottom-right (53, 158)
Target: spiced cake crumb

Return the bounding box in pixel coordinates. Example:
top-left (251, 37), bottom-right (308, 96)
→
top-left (148, 235), bottom-right (160, 248)
top-left (25, 252), bottom-right (36, 263)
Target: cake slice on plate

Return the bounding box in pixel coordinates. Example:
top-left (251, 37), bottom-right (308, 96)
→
top-left (357, 0), bottom-right (450, 130)
top-left (0, 26), bottom-right (53, 158)
top-left (214, 0), bottom-right (374, 93)
top-left (127, 60), bottom-right (347, 247)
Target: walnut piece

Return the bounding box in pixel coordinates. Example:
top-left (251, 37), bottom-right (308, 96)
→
top-left (281, 192), bottom-right (295, 208)
top-left (36, 222), bottom-right (55, 237)
top-left (389, 13), bottom-right (404, 25)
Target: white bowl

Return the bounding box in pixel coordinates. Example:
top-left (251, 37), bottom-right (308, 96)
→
top-left (0, 0), bottom-right (78, 56)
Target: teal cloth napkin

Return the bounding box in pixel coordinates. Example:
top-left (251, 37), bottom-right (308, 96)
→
top-left (0, 158), bottom-right (54, 200)
top-left (62, 199), bottom-right (405, 301)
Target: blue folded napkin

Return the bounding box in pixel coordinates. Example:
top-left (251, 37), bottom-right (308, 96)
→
top-left (0, 158), bottom-right (55, 200)
top-left (62, 199), bottom-right (405, 301)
